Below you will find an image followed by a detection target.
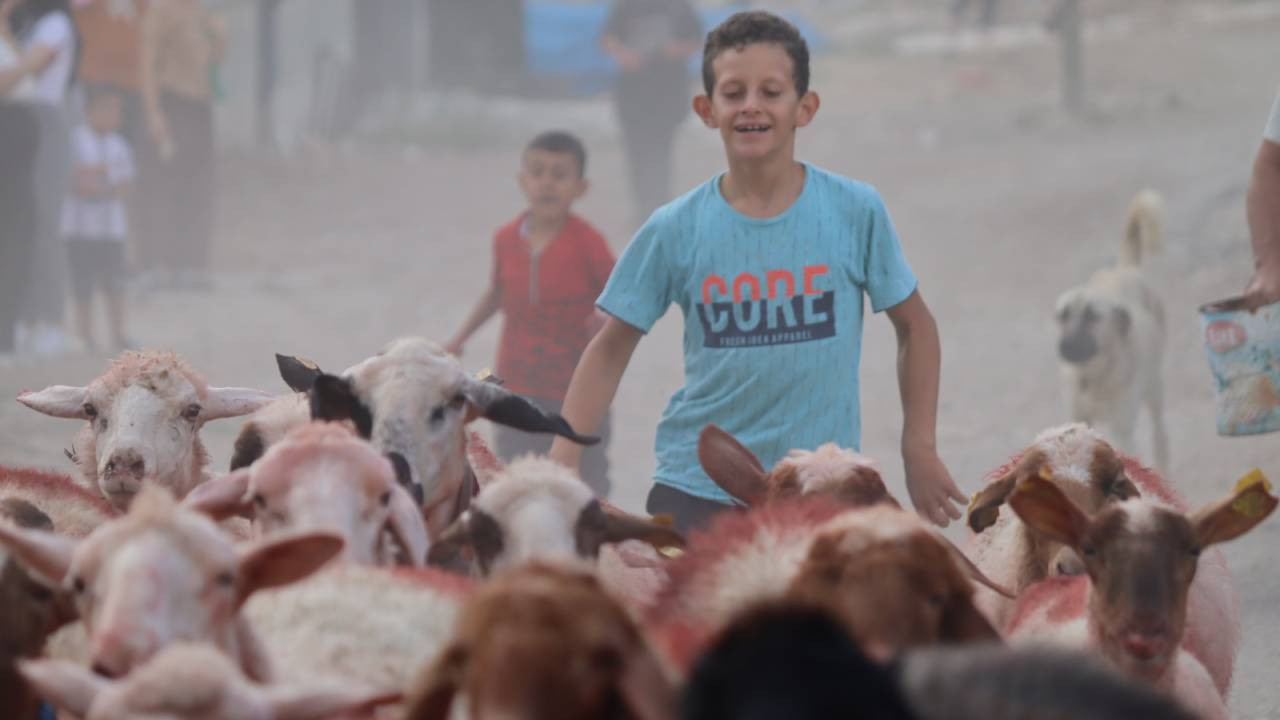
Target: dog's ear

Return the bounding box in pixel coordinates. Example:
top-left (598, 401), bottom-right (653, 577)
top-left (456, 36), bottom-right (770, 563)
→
top-left (1111, 307), bottom-right (1131, 336)
top-left (1054, 294), bottom-right (1073, 324)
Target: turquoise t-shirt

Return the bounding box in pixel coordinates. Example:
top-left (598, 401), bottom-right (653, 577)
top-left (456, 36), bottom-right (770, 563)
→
top-left (597, 162), bottom-right (918, 503)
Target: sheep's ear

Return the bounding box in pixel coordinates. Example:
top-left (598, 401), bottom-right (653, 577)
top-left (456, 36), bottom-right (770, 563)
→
top-left (182, 469), bottom-right (253, 521)
top-left (698, 424), bottom-right (768, 506)
top-left (968, 451), bottom-right (1049, 533)
top-left (576, 501), bottom-right (685, 558)
top-left (204, 387), bottom-right (275, 421)
top-left (0, 523), bottom-right (76, 586)
top-left (17, 658), bottom-right (108, 716)
top-left (1191, 471), bottom-right (1278, 548)
top-left (266, 687), bottom-right (402, 720)
top-left (403, 645), bottom-right (468, 720)
top-left (426, 510), bottom-right (503, 575)
top-left (275, 353), bottom-right (324, 393)
top-left (618, 641), bottom-right (678, 720)
top-left (1008, 475), bottom-right (1090, 549)
top-left (461, 379), bottom-right (598, 445)
top-left (940, 537), bottom-right (1015, 599)
top-left (384, 483), bottom-right (430, 567)
top-left (309, 374), bottom-right (373, 439)
top-left (17, 386), bottom-right (89, 419)
top-left (236, 531), bottom-right (345, 609)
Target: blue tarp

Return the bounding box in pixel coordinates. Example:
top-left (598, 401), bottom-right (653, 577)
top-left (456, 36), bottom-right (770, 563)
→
top-left (524, 2), bottom-right (825, 96)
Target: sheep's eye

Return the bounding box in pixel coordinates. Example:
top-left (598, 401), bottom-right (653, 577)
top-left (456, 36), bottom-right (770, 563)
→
top-left (252, 494), bottom-right (266, 509)
top-left (71, 576), bottom-right (86, 594)
top-left (26, 582), bottom-right (52, 602)
top-left (927, 593), bottom-right (946, 608)
top-left (380, 491), bottom-right (391, 506)
top-left (449, 393), bottom-right (466, 409)
top-left (215, 571), bottom-right (235, 588)
top-left (429, 406), bottom-right (446, 424)
top-left (1189, 545), bottom-right (1202, 558)
top-left (82, 403), bottom-right (97, 418)
top-left (1081, 544), bottom-right (1097, 557)
top-left (182, 403), bottom-right (202, 421)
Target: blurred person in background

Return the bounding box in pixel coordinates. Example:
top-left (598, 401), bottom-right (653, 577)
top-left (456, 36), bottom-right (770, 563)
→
top-left (137, 0), bottom-right (224, 291)
top-left (445, 131), bottom-right (617, 497)
top-left (1245, 87), bottom-right (1280, 308)
top-left (0, 0), bottom-right (80, 357)
top-left (601, 0), bottom-right (702, 227)
top-left (73, 0), bottom-right (145, 144)
top-left (0, 34), bottom-right (39, 358)
top-left (63, 86), bottom-right (134, 353)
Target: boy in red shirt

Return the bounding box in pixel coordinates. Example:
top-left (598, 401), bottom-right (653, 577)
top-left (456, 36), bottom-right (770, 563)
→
top-left (446, 131), bottom-right (616, 495)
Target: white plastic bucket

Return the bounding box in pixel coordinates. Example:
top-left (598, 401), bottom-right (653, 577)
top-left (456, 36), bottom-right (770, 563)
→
top-left (1200, 296), bottom-right (1280, 436)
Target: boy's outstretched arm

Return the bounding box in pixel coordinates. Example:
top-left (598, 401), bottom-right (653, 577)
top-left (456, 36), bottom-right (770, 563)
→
top-left (548, 316), bottom-right (643, 473)
top-left (886, 290), bottom-right (967, 527)
top-left (444, 284), bottom-right (501, 357)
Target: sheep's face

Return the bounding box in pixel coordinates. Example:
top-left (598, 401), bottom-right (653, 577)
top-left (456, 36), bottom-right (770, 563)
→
top-left (789, 519), bottom-right (997, 660)
top-left (17, 351), bottom-right (272, 511)
top-left (1010, 475), bottom-right (1277, 684)
top-left (67, 495), bottom-right (241, 678)
top-left (248, 423), bottom-right (426, 566)
top-left (0, 488), bottom-right (343, 680)
top-left (409, 565), bottom-right (673, 720)
top-left (428, 457), bottom-right (685, 576)
top-left (311, 339), bottom-right (471, 522)
top-left (86, 375), bottom-right (208, 509)
top-left (770, 445), bottom-right (895, 508)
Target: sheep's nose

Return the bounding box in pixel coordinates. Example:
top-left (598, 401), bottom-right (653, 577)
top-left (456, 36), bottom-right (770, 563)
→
top-left (106, 449), bottom-right (146, 480)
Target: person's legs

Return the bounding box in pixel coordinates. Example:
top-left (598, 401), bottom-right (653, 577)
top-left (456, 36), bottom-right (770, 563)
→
top-left (645, 484), bottom-right (733, 535)
top-left (22, 106), bottom-right (73, 348)
top-left (66, 237), bottom-right (98, 350)
top-left (167, 94), bottom-right (216, 287)
top-left (0, 102), bottom-right (38, 353)
top-left (634, 118), bottom-right (678, 223)
top-left (101, 240), bottom-right (129, 349)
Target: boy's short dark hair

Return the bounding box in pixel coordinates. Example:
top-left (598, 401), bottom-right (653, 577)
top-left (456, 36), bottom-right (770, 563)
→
top-left (701, 11), bottom-right (810, 97)
top-left (525, 130), bottom-right (587, 177)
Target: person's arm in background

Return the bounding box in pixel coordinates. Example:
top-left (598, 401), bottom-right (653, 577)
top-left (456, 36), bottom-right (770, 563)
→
top-left (1245, 93), bottom-right (1280, 307)
top-left (139, 2), bottom-right (172, 159)
top-left (445, 243), bottom-right (503, 357)
top-left (886, 290), bottom-right (968, 527)
top-left (600, 0), bottom-right (645, 71)
top-left (0, 0), bottom-right (58, 95)
top-left (548, 316), bottom-right (643, 472)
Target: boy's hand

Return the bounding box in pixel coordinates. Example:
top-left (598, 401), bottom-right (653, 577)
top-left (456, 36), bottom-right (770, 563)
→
top-left (1244, 263), bottom-right (1280, 309)
top-left (443, 339), bottom-right (464, 357)
top-left (903, 447), bottom-right (967, 527)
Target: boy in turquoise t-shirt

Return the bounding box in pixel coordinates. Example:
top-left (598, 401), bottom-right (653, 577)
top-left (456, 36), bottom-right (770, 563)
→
top-left (549, 11), bottom-right (967, 530)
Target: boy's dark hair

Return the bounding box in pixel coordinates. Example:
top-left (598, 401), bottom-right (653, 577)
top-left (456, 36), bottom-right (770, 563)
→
top-left (525, 130), bottom-right (588, 177)
top-left (702, 11), bottom-right (810, 97)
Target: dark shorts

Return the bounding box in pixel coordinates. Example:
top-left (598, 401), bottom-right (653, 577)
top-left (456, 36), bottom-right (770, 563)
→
top-left (645, 483), bottom-right (734, 535)
top-left (66, 237), bottom-right (127, 301)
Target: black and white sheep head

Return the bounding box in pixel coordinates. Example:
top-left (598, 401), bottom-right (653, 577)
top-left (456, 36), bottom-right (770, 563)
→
top-left (426, 456), bottom-right (684, 576)
top-left (17, 351), bottom-right (272, 510)
top-left (275, 337), bottom-right (597, 532)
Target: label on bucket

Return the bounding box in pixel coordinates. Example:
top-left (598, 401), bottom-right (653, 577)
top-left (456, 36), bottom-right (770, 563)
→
top-left (1199, 297), bottom-right (1280, 436)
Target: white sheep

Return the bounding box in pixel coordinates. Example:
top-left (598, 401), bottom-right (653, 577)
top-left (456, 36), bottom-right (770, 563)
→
top-left (17, 349), bottom-right (273, 511)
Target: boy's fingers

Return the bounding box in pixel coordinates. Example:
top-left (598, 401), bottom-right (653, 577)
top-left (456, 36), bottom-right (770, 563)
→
top-left (943, 499), bottom-right (963, 521)
top-left (946, 483), bottom-right (968, 504)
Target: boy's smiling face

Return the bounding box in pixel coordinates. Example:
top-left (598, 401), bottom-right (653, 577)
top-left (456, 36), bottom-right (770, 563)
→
top-left (694, 42), bottom-right (819, 163)
top-left (518, 149), bottom-right (588, 225)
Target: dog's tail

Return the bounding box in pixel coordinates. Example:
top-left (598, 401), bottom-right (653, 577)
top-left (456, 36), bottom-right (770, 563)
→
top-left (1120, 189), bottom-right (1164, 266)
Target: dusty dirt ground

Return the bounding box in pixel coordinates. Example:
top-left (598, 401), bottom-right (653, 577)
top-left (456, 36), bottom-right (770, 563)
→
top-left (2, 2), bottom-right (1278, 717)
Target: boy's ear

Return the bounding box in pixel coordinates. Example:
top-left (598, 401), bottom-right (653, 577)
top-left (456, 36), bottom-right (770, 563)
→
top-left (693, 95), bottom-right (716, 128)
top-left (795, 91), bottom-right (820, 128)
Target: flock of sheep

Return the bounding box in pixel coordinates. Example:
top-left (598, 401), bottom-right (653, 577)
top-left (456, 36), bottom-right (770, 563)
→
top-left (0, 336), bottom-right (1273, 719)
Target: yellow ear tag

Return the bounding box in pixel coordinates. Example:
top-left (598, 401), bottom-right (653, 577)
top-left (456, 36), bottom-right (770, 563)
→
top-left (967, 491), bottom-right (981, 513)
top-left (299, 357), bottom-right (319, 370)
top-left (1038, 466), bottom-right (1054, 481)
top-left (1231, 469), bottom-right (1272, 519)
top-left (658, 546), bottom-right (685, 559)
top-left (651, 513), bottom-right (676, 529)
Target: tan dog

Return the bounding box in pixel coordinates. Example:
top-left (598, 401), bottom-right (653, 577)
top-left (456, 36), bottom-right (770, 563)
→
top-left (1054, 189), bottom-right (1168, 471)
